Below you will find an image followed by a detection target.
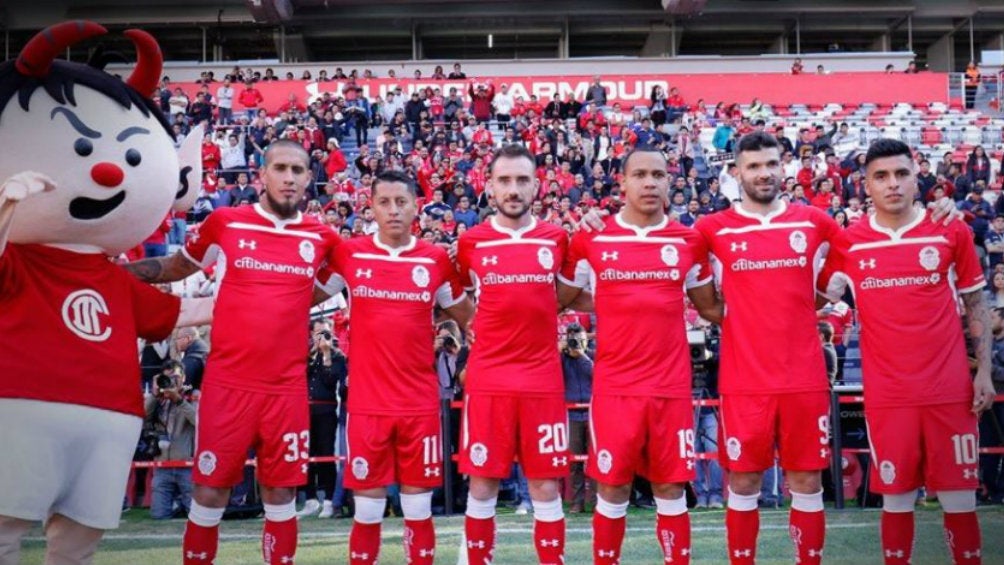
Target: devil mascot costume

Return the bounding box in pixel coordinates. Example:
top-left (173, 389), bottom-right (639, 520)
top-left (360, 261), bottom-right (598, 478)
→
top-left (0, 21), bottom-right (209, 564)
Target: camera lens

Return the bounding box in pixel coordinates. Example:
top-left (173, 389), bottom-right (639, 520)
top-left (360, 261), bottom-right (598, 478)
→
top-left (321, 330), bottom-right (333, 340)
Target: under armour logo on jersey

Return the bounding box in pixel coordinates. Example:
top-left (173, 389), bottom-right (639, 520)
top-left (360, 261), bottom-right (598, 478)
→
top-left (820, 448), bottom-right (830, 458)
top-left (733, 549), bottom-right (752, 557)
top-left (468, 540), bottom-right (486, 549)
top-left (418, 548), bottom-right (435, 557)
top-left (964, 468), bottom-right (979, 479)
top-left (424, 467), bottom-right (440, 477)
top-left (238, 239), bottom-right (257, 250)
top-left (731, 241), bottom-right (747, 252)
top-left (356, 268), bottom-right (372, 278)
top-left (963, 549), bottom-right (982, 559)
top-left (859, 258), bottom-right (876, 269)
top-left (601, 251), bottom-right (619, 261)
top-left (597, 549), bottom-right (616, 558)
top-left (807, 549), bottom-right (823, 558)
top-left (885, 549), bottom-right (904, 558)
top-left (482, 255), bottom-right (499, 266)
top-left (686, 460), bottom-right (695, 470)
top-left (350, 552), bottom-right (369, 559)
top-left (185, 551), bottom-right (209, 560)
top-left (552, 456), bottom-right (567, 467)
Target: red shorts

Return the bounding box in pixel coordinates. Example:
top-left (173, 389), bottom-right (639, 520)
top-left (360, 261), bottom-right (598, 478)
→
top-left (866, 402), bottom-right (980, 494)
top-left (587, 396), bottom-right (695, 486)
top-left (193, 383), bottom-right (309, 488)
top-left (718, 392), bottom-right (831, 473)
top-left (343, 412), bottom-right (443, 490)
top-left (459, 393), bottom-right (570, 480)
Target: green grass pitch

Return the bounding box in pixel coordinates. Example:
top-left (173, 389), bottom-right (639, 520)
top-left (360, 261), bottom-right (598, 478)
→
top-left (18, 505), bottom-right (1004, 564)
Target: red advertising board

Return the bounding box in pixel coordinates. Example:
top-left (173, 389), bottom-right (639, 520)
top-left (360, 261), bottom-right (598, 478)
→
top-left (177, 72), bottom-right (948, 115)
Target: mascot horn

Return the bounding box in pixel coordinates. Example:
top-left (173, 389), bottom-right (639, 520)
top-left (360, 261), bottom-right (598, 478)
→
top-left (0, 20), bottom-right (210, 565)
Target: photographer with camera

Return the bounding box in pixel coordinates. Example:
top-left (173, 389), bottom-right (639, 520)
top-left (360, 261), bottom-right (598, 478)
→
top-left (298, 319), bottom-right (348, 519)
top-left (435, 321), bottom-right (468, 401)
top-left (144, 360), bottom-right (197, 520)
top-left (561, 323), bottom-right (595, 514)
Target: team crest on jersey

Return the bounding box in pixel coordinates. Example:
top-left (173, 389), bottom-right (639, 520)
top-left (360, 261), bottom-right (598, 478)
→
top-left (918, 246), bottom-right (940, 271)
top-left (660, 244), bottom-right (680, 267)
top-left (299, 240), bottom-right (315, 263)
top-left (597, 449), bottom-right (613, 474)
top-left (537, 247), bottom-right (554, 270)
top-left (61, 289), bottom-right (112, 342)
top-left (197, 451), bottom-right (217, 476)
top-left (470, 443), bottom-right (489, 467)
top-left (879, 460), bottom-right (896, 485)
top-left (351, 456), bottom-right (370, 480)
top-left (726, 437), bottom-right (742, 461)
top-left (789, 230), bottom-right (808, 254)
top-left (412, 265), bottom-right (430, 288)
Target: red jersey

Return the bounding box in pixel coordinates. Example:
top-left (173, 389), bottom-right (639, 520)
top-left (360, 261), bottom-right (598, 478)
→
top-left (457, 217), bottom-right (568, 395)
top-left (695, 202), bottom-right (840, 395)
top-left (0, 244), bottom-right (180, 417)
top-left (561, 215), bottom-right (712, 397)
top-left (818, 212), bottom-right (985, 408)
top-left (323, 235), bottom-right (464, 415)
top-left (183, 204), bottom-right (340, 394)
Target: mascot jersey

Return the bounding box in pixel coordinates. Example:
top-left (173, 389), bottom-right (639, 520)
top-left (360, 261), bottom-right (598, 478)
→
top-left (0, 244), bottom-right (180, 417)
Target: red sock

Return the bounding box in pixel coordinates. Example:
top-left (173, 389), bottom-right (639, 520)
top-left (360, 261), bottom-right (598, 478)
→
top-left (657, 512), bottom-right (691, 564)
top-left (944, 512), bottom-right (982, 565)
top-left (880, 511), bottom-right (914, 565)
top-left (182, 521), bottom-right (218, 564)
top-left (403, 518), bottom-right (436, 565)
top-left (349, 521), bottom-right (382, 565)
top-left (592, 512), bottom-right (626, 565)
top-left (789, 508), bottom-right (825, 565)
top-left (262, 518), bottom-right (298, 565)
top-left (464, 515), bottom-right (495, 564)
top-left (533, 517), bottom-right (565, 565)
top-left (725, 507), bottom-right (759, 565)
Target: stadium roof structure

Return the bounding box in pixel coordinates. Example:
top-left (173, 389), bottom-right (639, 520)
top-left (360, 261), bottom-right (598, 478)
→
top-left (3, 0), bottom-right (1004, 71)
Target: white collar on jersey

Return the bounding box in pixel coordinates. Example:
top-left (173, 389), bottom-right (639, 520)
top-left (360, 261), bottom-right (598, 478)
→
top-left (868, 207), bottom-right (925, 240)
top-left (372, 233), bottom-right (417, 256)
top-left (733, 197), bottom-right (787, 223)
top-left (614, 211), bottom-right (668, 237)
top-left (490, 215), bottom-right (537, 238)
top-left (253, 203), bottom-right (303, 229)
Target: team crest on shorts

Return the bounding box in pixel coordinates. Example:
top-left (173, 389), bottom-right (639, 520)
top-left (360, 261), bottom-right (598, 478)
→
top-left (726, 437), bottom-right (742, 461)
top-left (918, 246), bottom-right (940, 271)
top-left (660, 244), bottom-right (680, 267)
top-left (597, 449), bottom-right (613, 474)
top-left (537, 247), bottom-right (554, 270)
top-left (197, 451), bottom-right (217, 476)
top-left (789, 230), bottom-right (807, 254)
top-left (299, 240), bottom-right (315, 263)
top-left (352, 456), bottom-right (370, 480)
top-left (412, 265), bottom-right (430, 288)
top-left (879, 460), bottom-right (896, 485)
top-left (470, 443), bottom-right (489, 467)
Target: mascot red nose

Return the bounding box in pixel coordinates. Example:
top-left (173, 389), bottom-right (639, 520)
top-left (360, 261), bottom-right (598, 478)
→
top-left (0, 21), bottom-right (206, 565)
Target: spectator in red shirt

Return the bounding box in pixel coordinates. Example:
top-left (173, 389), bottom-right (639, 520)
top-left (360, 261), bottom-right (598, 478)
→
top-left (810, 178), bottom-right (838, 209)
top-left (201, 134), bottom-right (221, 175)
top-left (324, 139), bottom-right (347, 179)
top-left (796, 155), bottom-right (822, 197)
top-left (468, 80), bottom-right (496, 123)
top-left (237, 80), bottom-right (264, 121)
top-left (791, 57), bottom-right (804, 74)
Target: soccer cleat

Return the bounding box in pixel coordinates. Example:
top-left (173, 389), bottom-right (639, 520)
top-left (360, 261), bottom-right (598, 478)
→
top-left (296, 499), bottom-right (321, 519)
top-left (318, 500), bottom-right (334, 518)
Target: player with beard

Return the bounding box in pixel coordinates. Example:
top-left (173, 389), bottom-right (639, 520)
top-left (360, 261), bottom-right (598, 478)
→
top-left (693, 132), bottom-right (959, 565)
top-left (125, 140), bottom-right (342, 565)
top-left (456, 144), bottom-right (572, 565)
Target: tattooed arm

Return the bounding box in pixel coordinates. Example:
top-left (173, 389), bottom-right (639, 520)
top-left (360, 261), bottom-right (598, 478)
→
top-left (123, 252), bottom-right (200, 284)
top-left (961, 289), bottom-right (996, 414)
